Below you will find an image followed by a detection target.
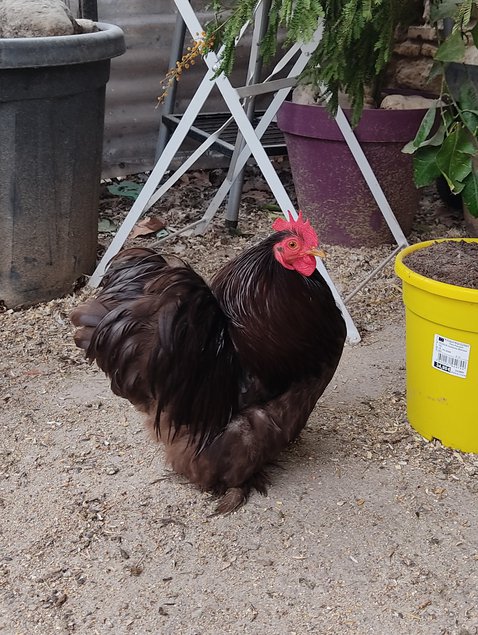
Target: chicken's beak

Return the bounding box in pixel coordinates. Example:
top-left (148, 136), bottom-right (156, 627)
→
top-left (307, 247), bottom-right (326, 259)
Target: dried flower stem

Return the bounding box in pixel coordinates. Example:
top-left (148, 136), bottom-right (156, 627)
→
top-left (157, 32), bottom-right (215, 105)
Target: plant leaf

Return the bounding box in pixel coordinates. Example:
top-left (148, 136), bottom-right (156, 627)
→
top-left (130, 216), bottom-right (167, 239)
top-left (456, 78), bottom-right (478, 134)
top-left (98, 218), bottom-right (117, 234)
top-left (436, 126), bottom-right (475, 191)
top-left (430, 0), bottom-right (461, 22)
top-left (412, 146), bottom-right (442, 187)
top-left (421, 125), bottom-right (447, 148)
top-left (434, 30), bottom-right (466, 62)
top-left (428, 60), bottom-right (445, 81)
top-left (457, 77), bottom-right (478, 111)
top-left (462, 170), bottom-right (478, 217)
top-left (107, 181), bottom-right (144, 200)
top-left (402, 140), bottom-right (416, 154)
top-left (461, 109), bottom-right (478, 135)
top-left (402, 105), bottom-right (438, 153)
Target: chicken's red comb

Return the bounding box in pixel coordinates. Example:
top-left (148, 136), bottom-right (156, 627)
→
top-left (272, 211), bottom-right (318, 246)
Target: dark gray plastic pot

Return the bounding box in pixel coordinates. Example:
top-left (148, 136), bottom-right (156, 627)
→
top-left (0, 23), bottom-right (125, 308)
top-left (446, 61), bottom-right (478, 98)
top-left (446, 61), bottom-right (478, 235)
top-left (277, 100), bottom-right (428, 247)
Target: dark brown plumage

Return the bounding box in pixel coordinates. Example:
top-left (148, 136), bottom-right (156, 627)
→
top-left (71, 215), bottom-right (346, 513)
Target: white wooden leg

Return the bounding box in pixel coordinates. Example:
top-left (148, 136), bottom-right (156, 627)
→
top-left (88, 68), bottom-right (217, 287)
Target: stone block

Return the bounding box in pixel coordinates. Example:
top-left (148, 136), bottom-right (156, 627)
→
top-left (0, 0), bottom-right (77, 38)
top-left (395, 58), bottom-right (442, 93)
top-left (394, 41), bottom-right (422, 57)
top-left (407, 25), bottom-right (437, 41)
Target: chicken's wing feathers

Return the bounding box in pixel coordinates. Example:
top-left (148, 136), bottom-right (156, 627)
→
top-left (72, 248), bottom-right (242, 451)
top-left (146, 266), bottom-right (242, 451)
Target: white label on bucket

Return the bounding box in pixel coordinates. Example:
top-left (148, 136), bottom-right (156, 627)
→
top-left (432, 334), bottom-right (470, 378)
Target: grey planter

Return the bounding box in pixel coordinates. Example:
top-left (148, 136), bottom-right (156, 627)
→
top-left (0, 23), bottom-right (125, 308)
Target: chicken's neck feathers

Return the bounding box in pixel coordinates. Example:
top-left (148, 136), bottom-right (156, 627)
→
top-left (211, 233), bottom-right (344, 393)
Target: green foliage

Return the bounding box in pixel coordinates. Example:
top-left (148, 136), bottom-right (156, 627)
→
top-left (206, 0), bottom-right (258, 76)
top-left (409, 95), bottom-right (478, 215)
top-left (404, 1), bottom-right (478, 217)
top-left (453, 0), bottom-right (475, 26)
top-left (412, 146), bottom-right (443, 187)
top-left (433, 29), bottom-right (466, 61)
top-left (403, 105), bottom-right (440, 153)
top-left (430, 0), bottom-right (461, 21)
top-left (207, 1), bottom-right (478, 216)
top-left (305, 0), bottom-right (420, 124)
top-left (205, 0), bottom-right (324, 76)
top-left (206, 0), bottom-right (421, 124)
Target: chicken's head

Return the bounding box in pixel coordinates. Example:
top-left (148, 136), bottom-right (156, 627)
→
top-left (272, 211), bottom-right (324, 277)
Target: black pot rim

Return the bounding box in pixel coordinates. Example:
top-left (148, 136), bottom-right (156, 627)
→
top-left (0, 22), bottom-right (125, 69)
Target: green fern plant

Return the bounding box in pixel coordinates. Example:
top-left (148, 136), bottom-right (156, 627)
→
top-left (206, 0), bottom-right (421, 125)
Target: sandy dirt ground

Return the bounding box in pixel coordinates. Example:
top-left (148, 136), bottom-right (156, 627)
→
top-left (1, 171), bottom-right (477, 635)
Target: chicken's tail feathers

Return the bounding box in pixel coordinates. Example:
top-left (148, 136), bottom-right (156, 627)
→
top-left (71, 247), bottom-right (241, 450)
top-left (70, 299), bottom-right (109, 351)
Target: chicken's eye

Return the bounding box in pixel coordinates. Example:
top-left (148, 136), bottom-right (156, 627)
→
top-left (287, 240), bottom-right (299, 250)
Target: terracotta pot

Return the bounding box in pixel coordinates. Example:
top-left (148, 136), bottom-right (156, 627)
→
top-left (277, 101), bottom-right (428, 247)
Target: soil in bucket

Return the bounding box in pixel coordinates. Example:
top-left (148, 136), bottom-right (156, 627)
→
top-left (403, 240), bottom-right (478, 288)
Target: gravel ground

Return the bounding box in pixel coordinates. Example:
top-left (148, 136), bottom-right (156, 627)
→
top-left (1, 167), bottom-right (477, 635)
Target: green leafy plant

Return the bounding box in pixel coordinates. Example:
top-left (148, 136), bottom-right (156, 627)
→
top-left (206, 0), bottom-right (422, 125)
top-left (403, 0), bottom-right (478, 216)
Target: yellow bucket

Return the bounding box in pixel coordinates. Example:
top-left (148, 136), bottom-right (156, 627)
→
top-left (395, 238), bottom-right (478, 452)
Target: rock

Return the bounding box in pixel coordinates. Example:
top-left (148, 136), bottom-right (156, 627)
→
top-left (464, 45), bottom-right (478, 65)
top-left (395, 58), bottom-right (442, 93)
top-left (292, 84), bottom-right (320, 105)
top-left (380, 94), bottom-right (438, 110)
top-left (75, 18), bottom-right (99, 34)
top-left (421, 42), bottom-right (438, 58)
top-left (407, 25), bottom-right (437, 41)
top-left (394, 41), bottom-right (421, 57)
top-left (0, 0), bottom-right (78, 38)
top-left (337, 91), bottom-right (352, 109)
top-left (363, 85), bottom-right (378, 108)
top-left (292, 85), bottom-right (376, 109)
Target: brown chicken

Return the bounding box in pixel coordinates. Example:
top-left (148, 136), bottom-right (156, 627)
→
top-left (71, 213), bottom-right (346, 513)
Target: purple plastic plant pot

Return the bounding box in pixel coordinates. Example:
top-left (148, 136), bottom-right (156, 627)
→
top-left (277, 100), bottom-right (427, 247)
